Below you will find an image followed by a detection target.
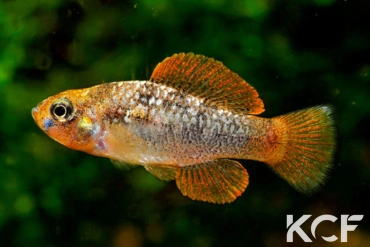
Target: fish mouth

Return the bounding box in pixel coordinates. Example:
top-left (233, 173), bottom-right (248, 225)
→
top-left (31, 106), bottom-right (53, 132)
top-left (31, 107), bottom-right (39, 120)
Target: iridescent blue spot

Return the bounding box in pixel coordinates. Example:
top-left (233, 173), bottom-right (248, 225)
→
top-left (43, 118), bottom-right (55, 131)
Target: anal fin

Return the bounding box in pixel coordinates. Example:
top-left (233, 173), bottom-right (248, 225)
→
top-left (176, 159), bottom-right (249, 204)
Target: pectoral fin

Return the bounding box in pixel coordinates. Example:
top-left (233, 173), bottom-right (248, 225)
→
top-left (176, 159), bottom-right (249, 204)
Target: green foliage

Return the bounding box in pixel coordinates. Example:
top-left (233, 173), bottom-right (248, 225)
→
top-left (1, 0), bottom-right (369, 246)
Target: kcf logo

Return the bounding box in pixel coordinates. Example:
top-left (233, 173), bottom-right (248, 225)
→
top-left (287, 214), bottom-right (364, 242)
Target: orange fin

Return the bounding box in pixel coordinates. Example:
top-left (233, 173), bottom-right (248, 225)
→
top-left (150, 53), bottom-right (264, 115)
top-left (176, 159), bottom-right (249, 204)
top-left (268, 105), bottom-right (336, 194)
top-left (144, 165), bottom-right (177, 181)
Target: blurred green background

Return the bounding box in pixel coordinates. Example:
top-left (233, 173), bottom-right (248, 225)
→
top-left (1, 0), bottom-right (369, 246)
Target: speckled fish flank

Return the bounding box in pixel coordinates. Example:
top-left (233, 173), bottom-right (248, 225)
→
top-left (32, 53), bottom-right (336, 204)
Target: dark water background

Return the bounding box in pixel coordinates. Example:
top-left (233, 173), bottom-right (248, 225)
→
top-left (1, 0), bottom-right (369, 246)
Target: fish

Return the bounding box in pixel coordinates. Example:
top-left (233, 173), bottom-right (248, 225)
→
top-left (32, 53), bottom-right (336, 204)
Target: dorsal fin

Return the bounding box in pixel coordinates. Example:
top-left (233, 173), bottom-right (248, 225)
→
top-left (150, 53), bottom-right (264, 115)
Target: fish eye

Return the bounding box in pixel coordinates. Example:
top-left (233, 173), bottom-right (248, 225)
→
top-left (50, 99), bottom-right (73, 122)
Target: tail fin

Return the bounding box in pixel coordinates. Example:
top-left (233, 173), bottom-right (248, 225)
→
top-left (267, 105), bottom-right (335, 194)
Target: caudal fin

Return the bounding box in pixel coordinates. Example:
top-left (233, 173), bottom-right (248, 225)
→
top-left (268, 105), bottom-right (335, 194)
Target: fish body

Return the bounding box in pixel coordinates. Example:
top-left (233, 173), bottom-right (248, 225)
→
top-left (32, 53), bottom-right (335, 204)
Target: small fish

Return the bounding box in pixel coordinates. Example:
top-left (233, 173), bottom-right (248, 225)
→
top-left (32, 53), bottom-right (335, 204)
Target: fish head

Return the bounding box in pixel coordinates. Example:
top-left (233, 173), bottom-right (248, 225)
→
top-left (32, 89), bottom-right (103, 154)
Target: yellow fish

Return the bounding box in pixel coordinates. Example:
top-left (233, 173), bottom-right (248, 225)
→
top-left (32, 53), bottom-right (335, 204)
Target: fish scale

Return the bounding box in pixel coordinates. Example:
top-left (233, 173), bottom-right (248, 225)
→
top-left (94, 80), bottom-right (267, 166)
top-left (32, 53), bottom-right (335, 204)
